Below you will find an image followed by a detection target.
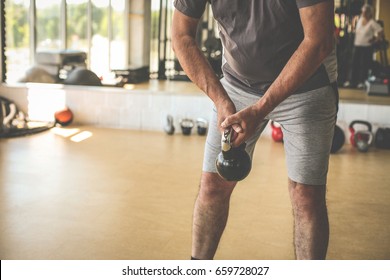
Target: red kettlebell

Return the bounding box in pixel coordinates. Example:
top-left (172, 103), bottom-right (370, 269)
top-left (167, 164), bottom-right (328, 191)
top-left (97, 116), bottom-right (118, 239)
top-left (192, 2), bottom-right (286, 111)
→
top-left (349, 120), bottom-right (372, 147)
top-left (271, 121), bottom-right (283, 142)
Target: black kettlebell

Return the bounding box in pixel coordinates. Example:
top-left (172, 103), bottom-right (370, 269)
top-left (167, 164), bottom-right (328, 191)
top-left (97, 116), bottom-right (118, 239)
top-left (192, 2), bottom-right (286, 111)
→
top-left (180, 119), bottom-right (194, 135)
top-left (215, 128), bottom-right (252, 181)
top-left (196, 118), bottom-right (208, 136)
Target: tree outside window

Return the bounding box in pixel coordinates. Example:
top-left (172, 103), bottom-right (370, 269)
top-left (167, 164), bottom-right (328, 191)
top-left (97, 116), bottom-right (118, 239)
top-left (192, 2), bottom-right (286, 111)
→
top-left (5, 0), bottom-right (30, 83)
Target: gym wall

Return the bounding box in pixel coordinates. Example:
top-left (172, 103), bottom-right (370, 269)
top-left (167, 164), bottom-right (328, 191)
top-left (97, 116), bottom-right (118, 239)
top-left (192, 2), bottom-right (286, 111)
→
top-left (0, 84), bottom-right (389, 143)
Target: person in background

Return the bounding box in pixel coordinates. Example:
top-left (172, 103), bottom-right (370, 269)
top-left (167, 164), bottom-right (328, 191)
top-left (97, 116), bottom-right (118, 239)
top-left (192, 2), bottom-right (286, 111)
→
top-left (344, 4), bottom-right (384, 89)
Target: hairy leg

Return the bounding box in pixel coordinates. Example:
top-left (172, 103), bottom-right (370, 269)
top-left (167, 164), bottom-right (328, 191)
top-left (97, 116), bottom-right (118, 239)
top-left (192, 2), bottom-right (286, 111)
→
top-left (192, 172), bottom-right (237, 260)
top-left (288, 179), bottom-right (329, 260)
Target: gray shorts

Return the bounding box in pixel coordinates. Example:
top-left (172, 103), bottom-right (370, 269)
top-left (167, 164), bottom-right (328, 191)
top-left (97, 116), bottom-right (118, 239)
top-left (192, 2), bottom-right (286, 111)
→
top-left (203, 78), bottom-right (338, 186)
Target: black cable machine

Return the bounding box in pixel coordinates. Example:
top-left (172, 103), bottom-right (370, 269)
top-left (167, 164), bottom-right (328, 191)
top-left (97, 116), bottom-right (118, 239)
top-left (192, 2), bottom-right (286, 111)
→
top-left (335, 0), bottom-right (364, 86)
top-left (155, 0), bottom-right (222, 81)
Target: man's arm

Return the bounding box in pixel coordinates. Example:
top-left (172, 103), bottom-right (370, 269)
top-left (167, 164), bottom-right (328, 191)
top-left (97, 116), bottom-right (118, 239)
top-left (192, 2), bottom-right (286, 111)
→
top-left (171, 9), bottom-right (238, 132)
top-left (222, 0), bottom-right (335, 146)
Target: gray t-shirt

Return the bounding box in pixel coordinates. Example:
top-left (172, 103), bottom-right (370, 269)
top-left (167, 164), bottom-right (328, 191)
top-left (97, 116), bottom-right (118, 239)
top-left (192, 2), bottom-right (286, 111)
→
top-left (173, 0), bottom-right (337, 95)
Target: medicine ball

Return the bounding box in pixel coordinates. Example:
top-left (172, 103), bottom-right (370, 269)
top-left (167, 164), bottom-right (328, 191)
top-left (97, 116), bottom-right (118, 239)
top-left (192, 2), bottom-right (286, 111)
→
top-left (18, 66), bottom-right (56, 83)
top-left (64, 67), bottom-right (102, 86)
top-left (54, 108), bottom-right (73, 126)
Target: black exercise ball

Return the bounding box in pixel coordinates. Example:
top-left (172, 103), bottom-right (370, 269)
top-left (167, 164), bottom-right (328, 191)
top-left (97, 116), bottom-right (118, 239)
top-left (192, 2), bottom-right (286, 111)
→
top-left (331, 125), bottom-right (345, 153)
top-left (64, 67), bottom-right (102, 86)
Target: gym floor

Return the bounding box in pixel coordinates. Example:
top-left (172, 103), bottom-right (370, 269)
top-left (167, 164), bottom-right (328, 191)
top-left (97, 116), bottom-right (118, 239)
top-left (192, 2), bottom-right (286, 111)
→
top-left (0, 125), bottom-right (389, 260)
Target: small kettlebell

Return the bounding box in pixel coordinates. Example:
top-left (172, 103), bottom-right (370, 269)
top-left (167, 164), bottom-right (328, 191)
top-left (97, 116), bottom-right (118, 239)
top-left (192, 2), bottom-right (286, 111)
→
top-left (270, 121), bottom-right (283, 142)
top-left (196, 118), bottom-right (208, 136)
top-left (349, 120), bottom-right (374, 152)
top-left (180, 118), bottom-right (194, 135)
top-left (164, 115), bottom-right (175, 135)
top-left (215, 128), bottom-right (252, 181)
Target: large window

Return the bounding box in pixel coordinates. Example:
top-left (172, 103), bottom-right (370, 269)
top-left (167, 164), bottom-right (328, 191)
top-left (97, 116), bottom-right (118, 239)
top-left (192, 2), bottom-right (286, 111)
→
top-left (36, 0), bottom-right (62, 51)
top-left (67, 0), bottom-right (88, 53)
top-left (90, 0), bottom-right (109, 77)
top-left (3, 0), bottom-right (127, 83)
top-left (4, 0), bottom-right (30, 83)
top-left (110, 0), bottom-right (126, 70)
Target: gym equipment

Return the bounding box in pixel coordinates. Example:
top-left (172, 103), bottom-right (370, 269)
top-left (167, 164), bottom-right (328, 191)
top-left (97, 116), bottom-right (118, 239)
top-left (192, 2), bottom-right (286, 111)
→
top-left (196, 118), bottom-right (208, 136)
top-left (330, 125), bottom-right (345, 153)
top-left (215, 128), bottom-right (251, 181)
top-left (366, 75), bottom-right (390, 96)
top-left (35, 50), bottom-right (87, 82)
top-left (180, 118), bottom-right (194, 135)
top-left (367, 19), bottom-right (390, 96)
top-left (18, 66), bottom-right (56, 84)
top-left (64, 67), bottom-right (102, 86)
top-left (349, 120), bottom-right (374, 152)
top-left (375, 127), bottom-right (390, 149)
top-left (335, 0), bottom-right (377, 87)
top-left (113, 66), bottom-right (149, 84)
top-left (164, 115), bottom-right (175, 135)
top-left (54, 108), bottom-right (73, 127)
top-left (156, 0), bottom-right (222, 81)
top-left (0, 95), bottom-right (53, 138)
top-left (270, 121), bottom-right (283, 142)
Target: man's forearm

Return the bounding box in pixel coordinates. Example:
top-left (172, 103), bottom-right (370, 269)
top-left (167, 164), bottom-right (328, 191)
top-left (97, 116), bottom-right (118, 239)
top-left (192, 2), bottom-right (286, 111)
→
top-left (255, 39), bottom-right (334, 118)
top-left (172, 34), bottom-right (229, 105)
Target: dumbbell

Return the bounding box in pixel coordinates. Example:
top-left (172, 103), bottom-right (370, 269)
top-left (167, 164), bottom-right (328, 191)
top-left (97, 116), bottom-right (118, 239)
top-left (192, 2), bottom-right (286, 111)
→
top-left (349, 120), bottom-right (374, 152)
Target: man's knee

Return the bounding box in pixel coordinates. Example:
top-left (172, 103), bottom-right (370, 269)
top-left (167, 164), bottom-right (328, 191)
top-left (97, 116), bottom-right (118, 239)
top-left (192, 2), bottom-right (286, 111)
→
top-left (199, 172), bottom-right (237, 202)
top-left (288, 179), bottom-right (327, 217)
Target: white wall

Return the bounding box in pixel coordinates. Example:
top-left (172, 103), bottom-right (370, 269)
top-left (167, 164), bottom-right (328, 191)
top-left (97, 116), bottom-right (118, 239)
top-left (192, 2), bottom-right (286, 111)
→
top-left (1, 83), bottom-right (390, 141)
top-left (0, 83), bottom-right (213, 133)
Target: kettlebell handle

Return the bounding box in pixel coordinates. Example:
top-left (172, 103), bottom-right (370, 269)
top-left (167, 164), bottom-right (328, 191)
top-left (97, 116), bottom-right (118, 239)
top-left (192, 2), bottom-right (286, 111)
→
top-left (221, 128), bottom-right (233, 152)
top-left (349, 120), bottom-right (372, 132)
top-left (270, 121), bottom-right (281, 129)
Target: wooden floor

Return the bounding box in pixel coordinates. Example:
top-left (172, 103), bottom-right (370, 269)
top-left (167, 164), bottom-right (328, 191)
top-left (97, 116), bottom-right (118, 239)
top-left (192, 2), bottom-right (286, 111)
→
top-left (0, 126), bottom-right (389, 260)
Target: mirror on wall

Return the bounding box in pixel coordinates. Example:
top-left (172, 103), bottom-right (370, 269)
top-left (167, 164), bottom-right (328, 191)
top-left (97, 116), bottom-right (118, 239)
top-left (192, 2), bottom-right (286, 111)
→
top-left (3, 0), bottom-right (128, 86)
top-left (1, 0), bottom-right (389, 95)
